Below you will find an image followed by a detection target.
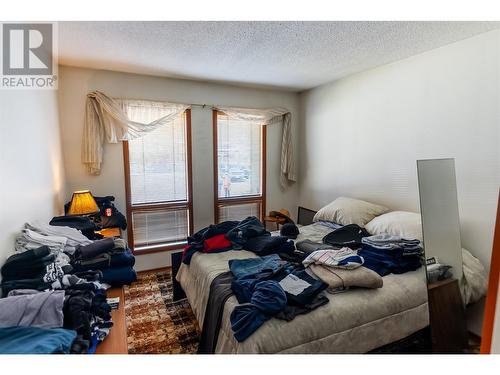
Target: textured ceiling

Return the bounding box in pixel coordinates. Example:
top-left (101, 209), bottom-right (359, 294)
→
top-left (58, 21), bottom-right (500, 91)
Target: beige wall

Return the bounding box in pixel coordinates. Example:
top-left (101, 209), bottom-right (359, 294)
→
top-left (0, 89), bottom-right (65, 271)
top-left (299, 30), bottom-right (500, 334)
top-left (57, 66), bottom-right (300, 271)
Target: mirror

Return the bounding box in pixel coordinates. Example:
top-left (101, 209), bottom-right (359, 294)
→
top-left (417, 158), bottom-right (467, 353)
top-left (417, 158), bottom-right (463, 282)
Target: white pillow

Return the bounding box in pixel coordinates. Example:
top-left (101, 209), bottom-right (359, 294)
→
top-left (313, 197), bottom-right (389, 227)
top-left (365, 211), bottom-right (423, 241)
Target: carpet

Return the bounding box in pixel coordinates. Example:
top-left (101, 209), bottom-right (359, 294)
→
top-left (124, 268), bottom-right (200, 354)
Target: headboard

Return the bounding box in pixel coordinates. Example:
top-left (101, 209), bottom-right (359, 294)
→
top-left (297, 206), bottom-right (317, 226)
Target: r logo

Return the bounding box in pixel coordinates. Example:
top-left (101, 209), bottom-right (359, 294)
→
top-left (2, 23), bottom-right (53, 75)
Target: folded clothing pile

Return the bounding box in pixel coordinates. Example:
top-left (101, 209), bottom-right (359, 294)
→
top-left (298, 240), bottom-right (383, 293)
top-left (71, 238), bottom-right (136, 287)
top-left (1, 246), bottom-right (71, 296)
top-left (0, 220), bottom-right (137, 354)
top-left (182, 216), bottom-right (294, 264)
top-left (14, 222), bottom-right (94, 265)
top-left (228, 254), bottom-right (329, 341)
top-left (358, 234), bottom-right (423, 276)
top-left (0, 286), bottom-right (112, 354)
top-left (0, 326), bottom-right (76, 354)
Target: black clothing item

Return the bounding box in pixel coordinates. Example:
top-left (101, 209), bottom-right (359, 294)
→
top-left (280, 223), bottom-right (300, 239)
top-left (244, 235), bottom-right (291, 256)
top-left (94, 196), bottom-right (127, 230)
top-left (322, 224), bottom-right (370, 249)
top-left (1, 246), bottom-right (55, 281)
top-left (74, 270), bottom-right (103, 282)
top-left (226, 216), bottom-right (270, 249)
top-left (63, 289), bottom-right (112, 342)
top-left (49, 215), bottom-right (98, 239)
top-left (275, 295), bottom-right (329, 321)
top-left (272, 269), bottom-right (328, 307)
top-left (183, 220), bottom-right (239, 264)
top-left (0, 278), bottom-right (52, 297)
top-left (76, 238), bottom-right (115, 259)
top-left (197, 271), bottom-right (234, 354)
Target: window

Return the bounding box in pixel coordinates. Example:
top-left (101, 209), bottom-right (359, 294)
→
top-left (123, 105), bottom-right (192, 253)
top-left (213, 110), bottom-right (266, 223)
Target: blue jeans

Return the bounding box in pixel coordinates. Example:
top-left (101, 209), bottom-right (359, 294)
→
top-left (229, 254), bottom-right (284, 280)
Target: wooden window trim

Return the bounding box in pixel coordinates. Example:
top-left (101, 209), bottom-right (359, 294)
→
top-left (212, 110), bottom-right (266, 223)
top-left (123, 109), bottom-right (193, 255)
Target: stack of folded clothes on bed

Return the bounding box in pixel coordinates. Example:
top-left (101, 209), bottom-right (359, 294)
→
top-left (71, 238), bottom-right (137, 287)
top-left (182, 216), bottom-right (295, 264)
top-left (298, 241), bottom-right (384, 293)
top-left (358, 234), bottom-right (423, 276)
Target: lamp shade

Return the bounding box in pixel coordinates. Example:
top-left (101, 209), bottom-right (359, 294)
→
top-left (67, 190), bottom-right (99, 215)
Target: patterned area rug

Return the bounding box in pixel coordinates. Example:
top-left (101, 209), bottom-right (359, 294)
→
top-left (124, 268), bottom-right (200, 354)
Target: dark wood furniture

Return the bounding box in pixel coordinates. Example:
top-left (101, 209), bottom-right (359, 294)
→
top-left (171, 251), bottom-right (187, 301)
top-left (95, 287), bottom-right (128, 354)
top-left (427, 278), bottom-right (468, 353)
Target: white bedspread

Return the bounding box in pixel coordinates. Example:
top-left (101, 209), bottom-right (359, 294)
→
top-left (176, 223), bottom-right (429, 353)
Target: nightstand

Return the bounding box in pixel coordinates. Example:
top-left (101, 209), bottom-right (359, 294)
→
top-left (95, 227), bottom-right (122, 238)
top-left (427, 278), bottom-right (468, 353)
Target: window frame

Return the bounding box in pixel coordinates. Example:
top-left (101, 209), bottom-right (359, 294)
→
top-left (123, 109), bottom-right (194, 255)
top-left (212, 110), bottom-right (267, 223)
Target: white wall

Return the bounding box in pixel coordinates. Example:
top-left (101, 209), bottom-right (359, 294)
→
top-left (299, 30), bottom-right (500, 334)
top-left (57, 66), bottom-right (300, 271)
top-left (0, 90), bottom-right (65, 270)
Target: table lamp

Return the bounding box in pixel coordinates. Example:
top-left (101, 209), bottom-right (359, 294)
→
top-left (67, 190), bottom-right (100, 216)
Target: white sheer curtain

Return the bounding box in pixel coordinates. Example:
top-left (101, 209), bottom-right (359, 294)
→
top-left (81, 91), bottom-right (296, 188)
top-left (82, 91), bottom-right (189, 175)
top-left (215, 106), bottom-right (296, 188)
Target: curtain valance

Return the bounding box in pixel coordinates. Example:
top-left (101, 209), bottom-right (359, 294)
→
top-left (81, 91), bottom-right (296, 188)
top-left (215, 106), bottom-right (296, 188)
top-left (82, 91), bottom-right (189, 174)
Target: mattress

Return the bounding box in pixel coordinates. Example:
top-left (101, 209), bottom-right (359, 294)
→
top-left (176, 223), bottom-right (430, 353)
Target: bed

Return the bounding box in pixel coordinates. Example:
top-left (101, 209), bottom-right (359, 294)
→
top-left (176, 221), bottom-right (430, 353)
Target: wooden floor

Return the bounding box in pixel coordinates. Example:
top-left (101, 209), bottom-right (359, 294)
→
top-left (96, 287), bottom-right (128, 354)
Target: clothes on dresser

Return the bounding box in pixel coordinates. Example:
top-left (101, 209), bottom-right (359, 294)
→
top-left (70, 238), bottom-right (136, 287)
top-left (100, 266), bottom-right (137, 287)
top-left (25, 222), bottom-right (93, 253)
top-left (49, 215), bottom-right (99, 240)
top-left (0, 278), bottom-right (52, 297)
top-left (76, 238), bottom-right (116, 259)
top-left (15, 228), bottom-right (71, 266)
top-left (0, 326), bottom-right (77, 354)
top-left (1, 245), bottom-right (54, 281)
top-left (0, 290), bottom-right (65, 328)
